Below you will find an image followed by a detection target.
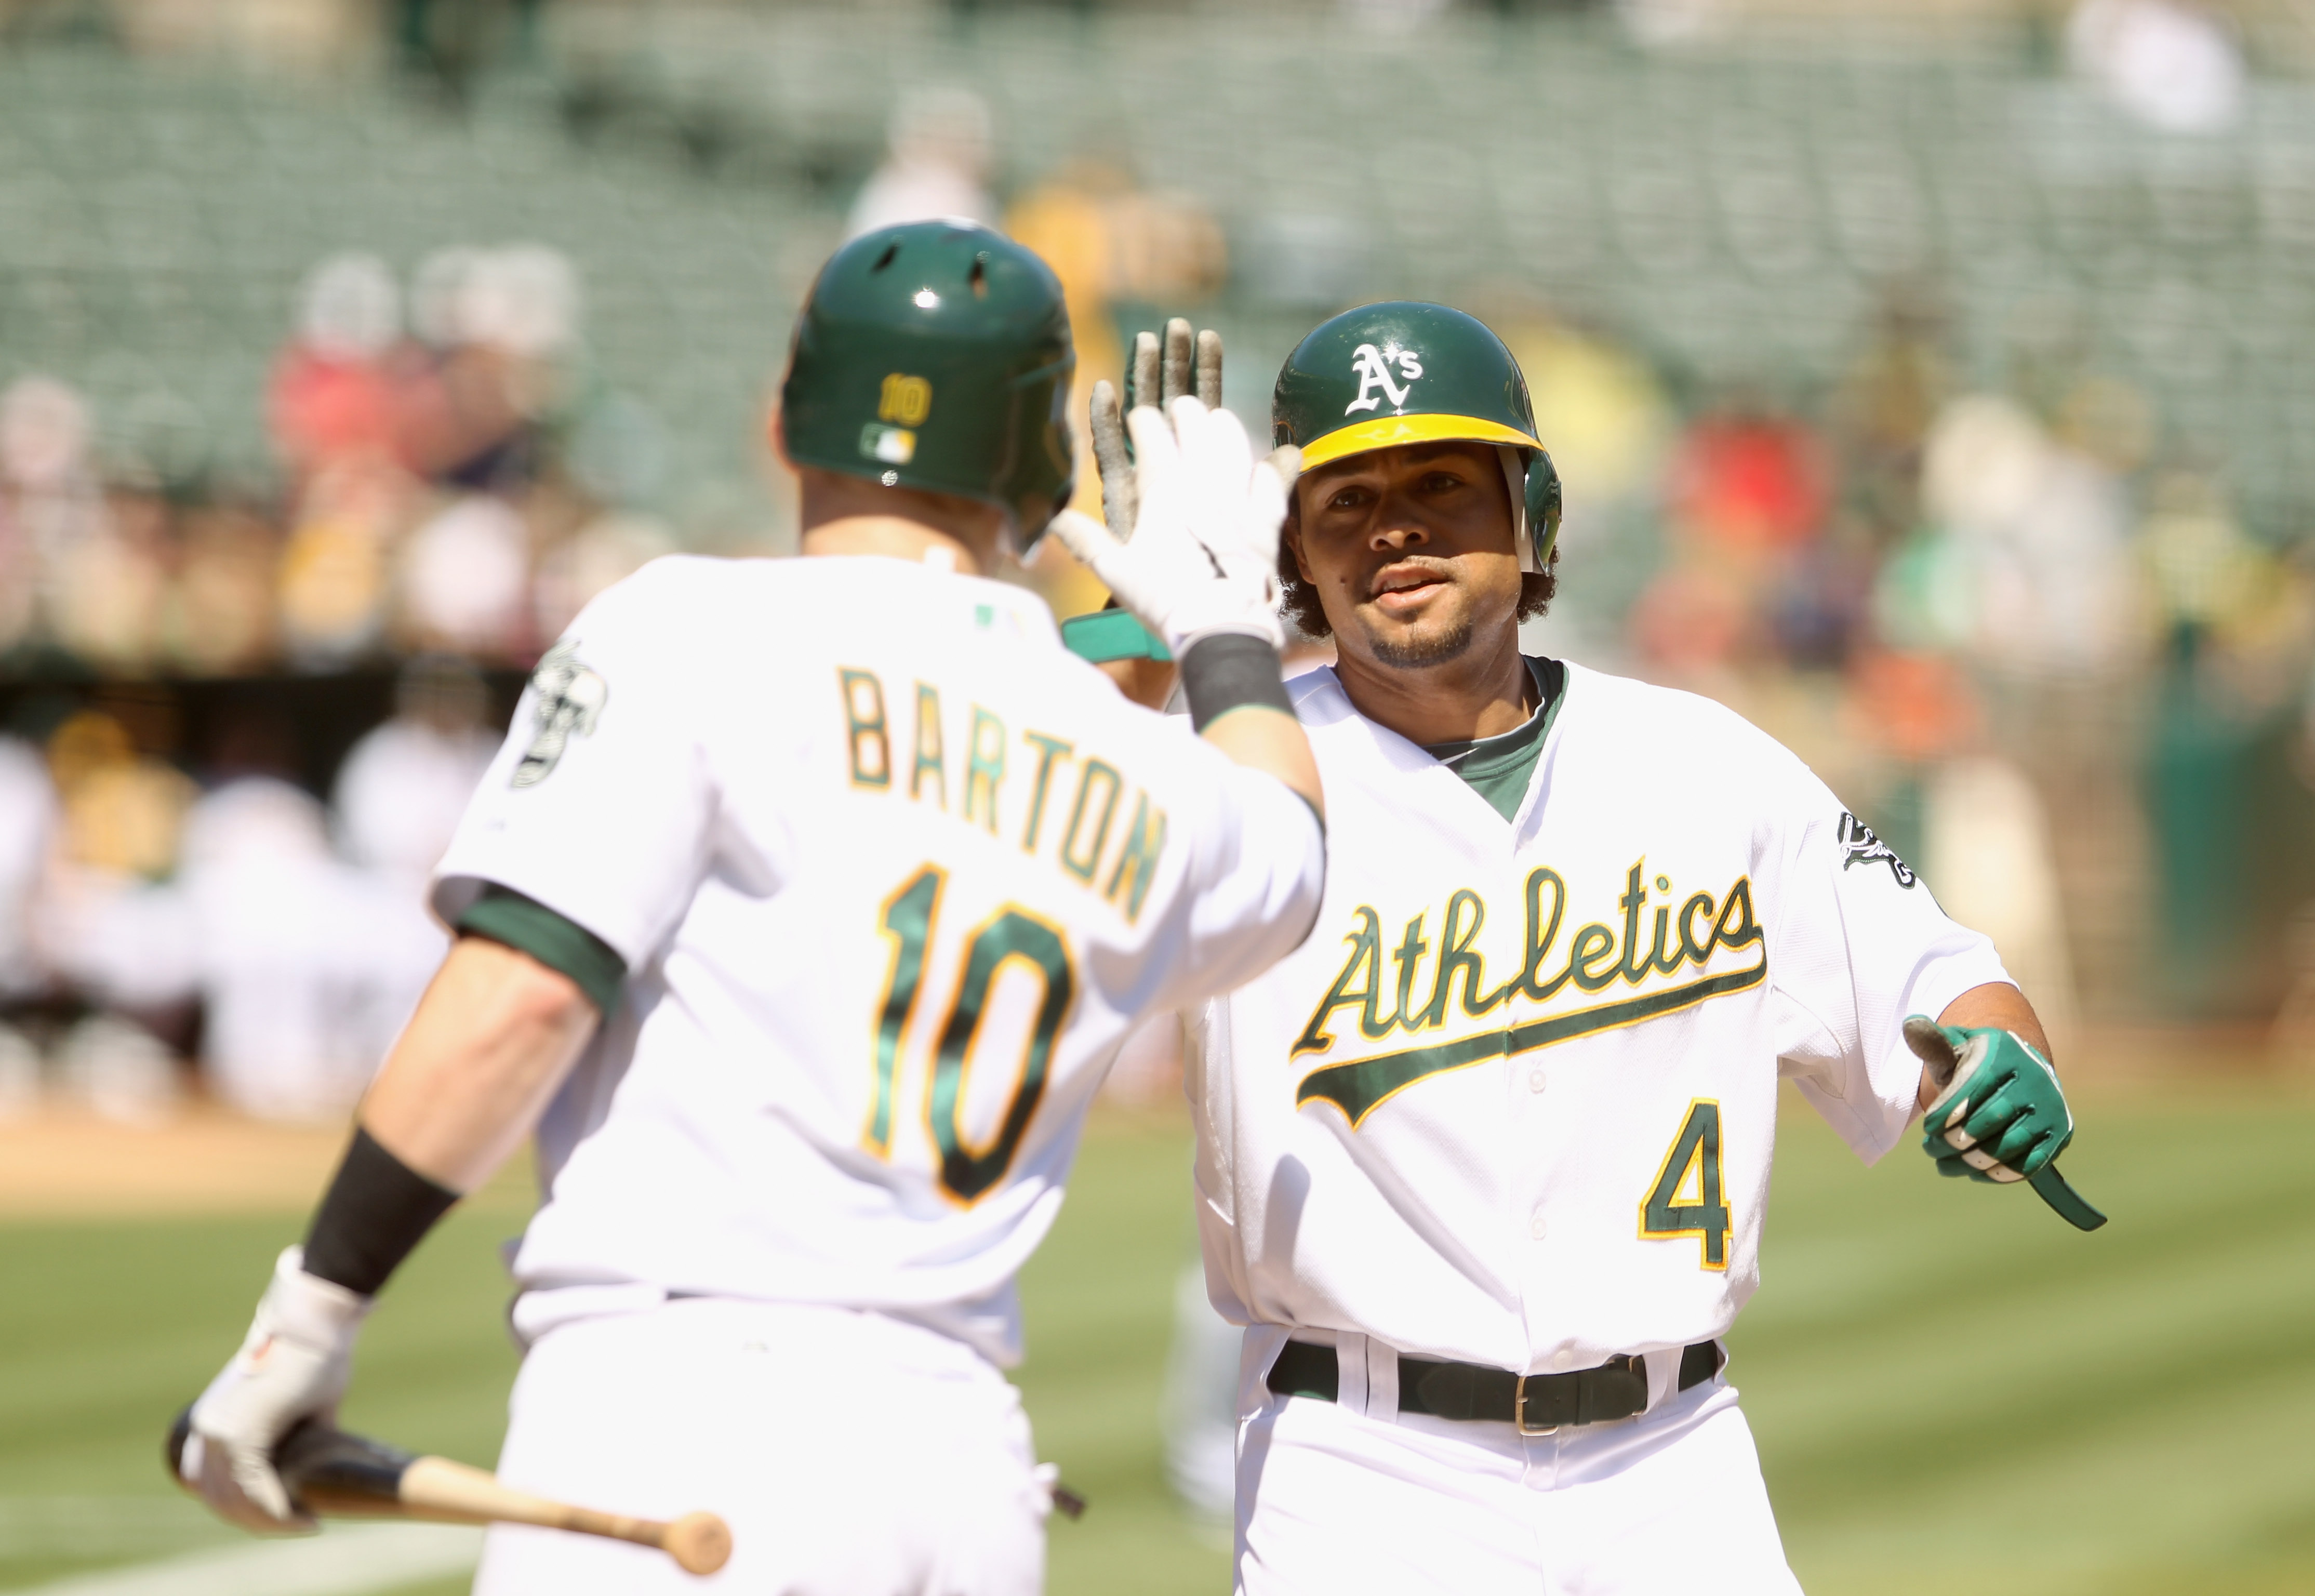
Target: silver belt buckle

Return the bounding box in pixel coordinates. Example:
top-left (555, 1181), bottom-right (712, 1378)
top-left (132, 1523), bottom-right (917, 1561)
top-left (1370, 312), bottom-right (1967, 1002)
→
top-left (1513, 1373), bottom-right (1558, 1436)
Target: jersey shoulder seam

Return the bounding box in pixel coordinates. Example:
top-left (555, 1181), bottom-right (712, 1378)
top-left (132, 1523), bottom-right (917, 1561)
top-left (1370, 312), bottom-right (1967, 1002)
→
top-left (1559, 663), bottom-right (1820, 788)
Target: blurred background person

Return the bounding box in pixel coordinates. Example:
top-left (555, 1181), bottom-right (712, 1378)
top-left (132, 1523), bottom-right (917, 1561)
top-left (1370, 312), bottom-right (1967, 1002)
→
top-left (268, 252), bottom-right (407, 493)
top-left (331, 654), bottom-right (498, 1065)
top-left (31, 708), bottom-right (199, 1124)
top-left (175, 763), bottom-right (370, 1122)
top-left (0, 376), bottom-right (112, 661)
top-left (394, 245), bottom-right (587, 663)
top-left (0, 731), bottom-right (54, 1006)
top-left (1007, 160), bottom-right (1227, 618)
top-left (2067, 0), bottom-right (2246, 132)
top-left (845, 85), bottom-right (999, 240)
top-left (0, 728), bottom-right (57, 1113)
top-left (272, 255), bottom-right (424, 672)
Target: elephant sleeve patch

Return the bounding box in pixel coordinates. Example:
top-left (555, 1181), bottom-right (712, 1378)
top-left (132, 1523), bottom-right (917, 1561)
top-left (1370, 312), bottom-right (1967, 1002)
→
top-left (1835, 811), bottom-right (1917, 889)
top-left (514, 640), bottom-right (609, 788)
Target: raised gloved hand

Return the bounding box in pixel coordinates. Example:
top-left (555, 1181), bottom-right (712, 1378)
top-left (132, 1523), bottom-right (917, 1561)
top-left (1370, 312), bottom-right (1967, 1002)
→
top-left (1086, 317), bottom-right (1223, 545)
top-left (179, 1246), bottom-right (373, 1532)
top-left (1048, 381), bottom-right (1297, 658)
top-left (1901, 1016), bottom-right (2106, 1230)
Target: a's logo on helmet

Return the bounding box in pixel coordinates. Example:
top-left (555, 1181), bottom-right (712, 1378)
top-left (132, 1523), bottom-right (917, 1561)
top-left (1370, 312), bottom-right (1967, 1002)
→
top-left (1345, 343), bottom-right (1422, 415)
top-left (879, 373), bottom-right (933, 425)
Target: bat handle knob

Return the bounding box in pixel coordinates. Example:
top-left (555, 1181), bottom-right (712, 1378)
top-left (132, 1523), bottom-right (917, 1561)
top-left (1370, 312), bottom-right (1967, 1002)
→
top-left (165, 1406), bottom-right (194, 1483)
top-left (662, 1511), bottom-right (733, 1577)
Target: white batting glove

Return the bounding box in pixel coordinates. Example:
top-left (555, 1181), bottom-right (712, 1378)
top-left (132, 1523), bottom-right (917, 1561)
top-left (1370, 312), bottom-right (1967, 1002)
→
top-left (181, 1246), bottom-right (372, 1534)
top-left (1049, 395), bottom-right (1297, 658)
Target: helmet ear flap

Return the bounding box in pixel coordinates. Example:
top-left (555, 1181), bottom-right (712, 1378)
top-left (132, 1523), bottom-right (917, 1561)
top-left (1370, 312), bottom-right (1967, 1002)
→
top-left (1525, 448), bottom-right (1563, 570)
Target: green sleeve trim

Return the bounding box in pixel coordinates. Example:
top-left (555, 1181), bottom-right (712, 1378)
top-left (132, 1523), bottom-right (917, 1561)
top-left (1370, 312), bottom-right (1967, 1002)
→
top-left (456, 885), bottom-right (626, 1017)
top-left (1060, 607), bottom-right (1173, 663)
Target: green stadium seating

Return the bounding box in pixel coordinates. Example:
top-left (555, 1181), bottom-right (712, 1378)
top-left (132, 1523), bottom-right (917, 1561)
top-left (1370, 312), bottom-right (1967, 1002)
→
top-left (7, 14), bottom-right (2315, 534)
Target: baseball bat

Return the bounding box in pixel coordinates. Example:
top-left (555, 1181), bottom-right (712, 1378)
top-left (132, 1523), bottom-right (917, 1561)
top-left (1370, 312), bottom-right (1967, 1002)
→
top-left (1901, 1016), bottom-right (2108, 1232)
top-left (166, 1409), bottom-right (732, 1577)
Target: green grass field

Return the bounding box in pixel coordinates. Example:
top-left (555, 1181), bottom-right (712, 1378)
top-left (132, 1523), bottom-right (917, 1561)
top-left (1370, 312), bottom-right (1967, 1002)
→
top-left (3, 1083), bottom-right (2310, 1594)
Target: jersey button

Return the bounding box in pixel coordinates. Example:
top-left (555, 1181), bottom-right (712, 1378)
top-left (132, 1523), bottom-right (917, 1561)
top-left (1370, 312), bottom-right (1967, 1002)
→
top-left (1528, 1068), bottom-right (1547, 1093)
top-left (1528, 1208), bottom-right (1548, 1240)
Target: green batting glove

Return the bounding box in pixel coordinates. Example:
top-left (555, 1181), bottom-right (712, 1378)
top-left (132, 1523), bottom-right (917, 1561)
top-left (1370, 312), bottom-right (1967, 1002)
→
top-left (1911, 1022), bottom-right (2073, 1183)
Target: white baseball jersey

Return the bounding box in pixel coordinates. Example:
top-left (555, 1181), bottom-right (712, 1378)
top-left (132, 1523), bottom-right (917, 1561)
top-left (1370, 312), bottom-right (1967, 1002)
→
top-left (434, 555), bottom-right (1322, 1365)
top-left (1189, 661), bottom-right (2009, 1376)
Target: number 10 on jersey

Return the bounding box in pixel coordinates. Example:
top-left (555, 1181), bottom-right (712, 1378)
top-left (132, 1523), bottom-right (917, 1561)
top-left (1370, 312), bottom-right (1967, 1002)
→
top-left (867, 864), bottom-right (1076, 1205)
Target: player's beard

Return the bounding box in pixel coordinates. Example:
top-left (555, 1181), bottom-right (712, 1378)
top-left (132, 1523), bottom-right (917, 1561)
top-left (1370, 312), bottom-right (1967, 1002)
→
top-left (1360, 608), bottom-right (1476, 669)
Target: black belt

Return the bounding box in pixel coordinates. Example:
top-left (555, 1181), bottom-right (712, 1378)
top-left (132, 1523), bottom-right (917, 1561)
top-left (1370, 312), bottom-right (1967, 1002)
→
top-left (1267, 1339), bottom-right (1723, 1435)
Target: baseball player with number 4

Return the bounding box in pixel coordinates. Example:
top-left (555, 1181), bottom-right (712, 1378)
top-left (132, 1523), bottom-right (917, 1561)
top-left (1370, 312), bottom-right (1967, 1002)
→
top-left (1065, 302), bottom-right (2105, 1595)
top-left (173, 220), bottom-right (1327, 1595)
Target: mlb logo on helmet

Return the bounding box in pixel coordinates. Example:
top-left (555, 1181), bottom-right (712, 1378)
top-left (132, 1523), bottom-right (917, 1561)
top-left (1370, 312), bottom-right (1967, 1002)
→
top-left (860, 370), bottom-right (933, 463)
top-left (859, 423), bottom-right (916, 464)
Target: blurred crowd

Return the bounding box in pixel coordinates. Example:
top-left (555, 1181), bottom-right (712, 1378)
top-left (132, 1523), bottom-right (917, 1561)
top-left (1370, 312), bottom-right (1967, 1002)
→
top-left (0, 243), bottom-right (694, 1123)
top-left (1513, 279), bottom-right (2315, 1033)
top-left (0, 656), bottom-right (496, 1124)
top-left (11, 38), bottom-right (2315, 1133)
top-left (0, 243), bottom-right (676, 682)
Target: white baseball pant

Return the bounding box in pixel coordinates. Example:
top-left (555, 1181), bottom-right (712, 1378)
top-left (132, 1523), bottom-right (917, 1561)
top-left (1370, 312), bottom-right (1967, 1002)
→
top-left (1235, 1339), bottom-right (1804, 1595)
top-left (472, 1296), bottom-right (1049, 1595)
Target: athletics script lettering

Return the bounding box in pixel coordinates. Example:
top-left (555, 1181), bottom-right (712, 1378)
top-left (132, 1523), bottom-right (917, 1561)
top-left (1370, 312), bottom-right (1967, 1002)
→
top-left (1292, 862), bottom-right (1767, 1127)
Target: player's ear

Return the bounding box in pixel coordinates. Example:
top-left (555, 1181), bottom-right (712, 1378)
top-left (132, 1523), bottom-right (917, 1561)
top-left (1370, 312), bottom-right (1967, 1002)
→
top-left (766, 400), bottom-right (791, 468)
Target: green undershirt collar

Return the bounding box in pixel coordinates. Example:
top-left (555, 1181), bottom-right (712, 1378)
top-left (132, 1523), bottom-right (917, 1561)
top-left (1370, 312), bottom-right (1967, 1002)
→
top-left (455, 884), bottom-right (627, 1017)
top-left (1422, 657), bottom-right (1566, 824)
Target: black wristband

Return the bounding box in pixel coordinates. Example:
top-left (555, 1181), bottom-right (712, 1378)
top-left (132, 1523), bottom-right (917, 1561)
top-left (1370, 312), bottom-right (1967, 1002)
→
top-left (1181, 632), bottom-right (1294, 733)
top-left (301, 1127), bottom-right (461, 1297)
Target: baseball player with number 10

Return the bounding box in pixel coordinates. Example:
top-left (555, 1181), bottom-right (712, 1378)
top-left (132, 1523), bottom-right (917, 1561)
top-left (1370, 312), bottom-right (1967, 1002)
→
top-left (172, 220), bottom-right (1327, 1594)
top-left (1069, 303), bottom-right (2104, 1595)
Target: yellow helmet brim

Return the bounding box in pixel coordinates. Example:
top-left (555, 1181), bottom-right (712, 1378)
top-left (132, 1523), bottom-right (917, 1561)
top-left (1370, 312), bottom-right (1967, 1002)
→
top-left (1296, 413), bottom-right (1544, 473)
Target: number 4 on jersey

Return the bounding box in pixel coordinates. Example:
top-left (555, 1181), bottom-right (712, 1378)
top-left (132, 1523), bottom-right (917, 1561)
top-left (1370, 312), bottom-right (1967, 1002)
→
top-left (1640, 1099), bottom-right (1731, 1271)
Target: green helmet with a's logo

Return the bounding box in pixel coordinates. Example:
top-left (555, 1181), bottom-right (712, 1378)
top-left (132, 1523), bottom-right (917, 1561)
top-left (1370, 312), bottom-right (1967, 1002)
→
top-left (1272, 301), bottom-right (1562, 570)
top-left (781, 220), bottom-right (1076, 548)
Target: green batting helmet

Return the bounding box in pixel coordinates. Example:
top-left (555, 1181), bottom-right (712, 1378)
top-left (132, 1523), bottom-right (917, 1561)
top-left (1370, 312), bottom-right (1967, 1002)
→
top-left (1273, 301), bottom-right (1562, 570)
top-left (781, 221), bottom-right (1075, 547)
